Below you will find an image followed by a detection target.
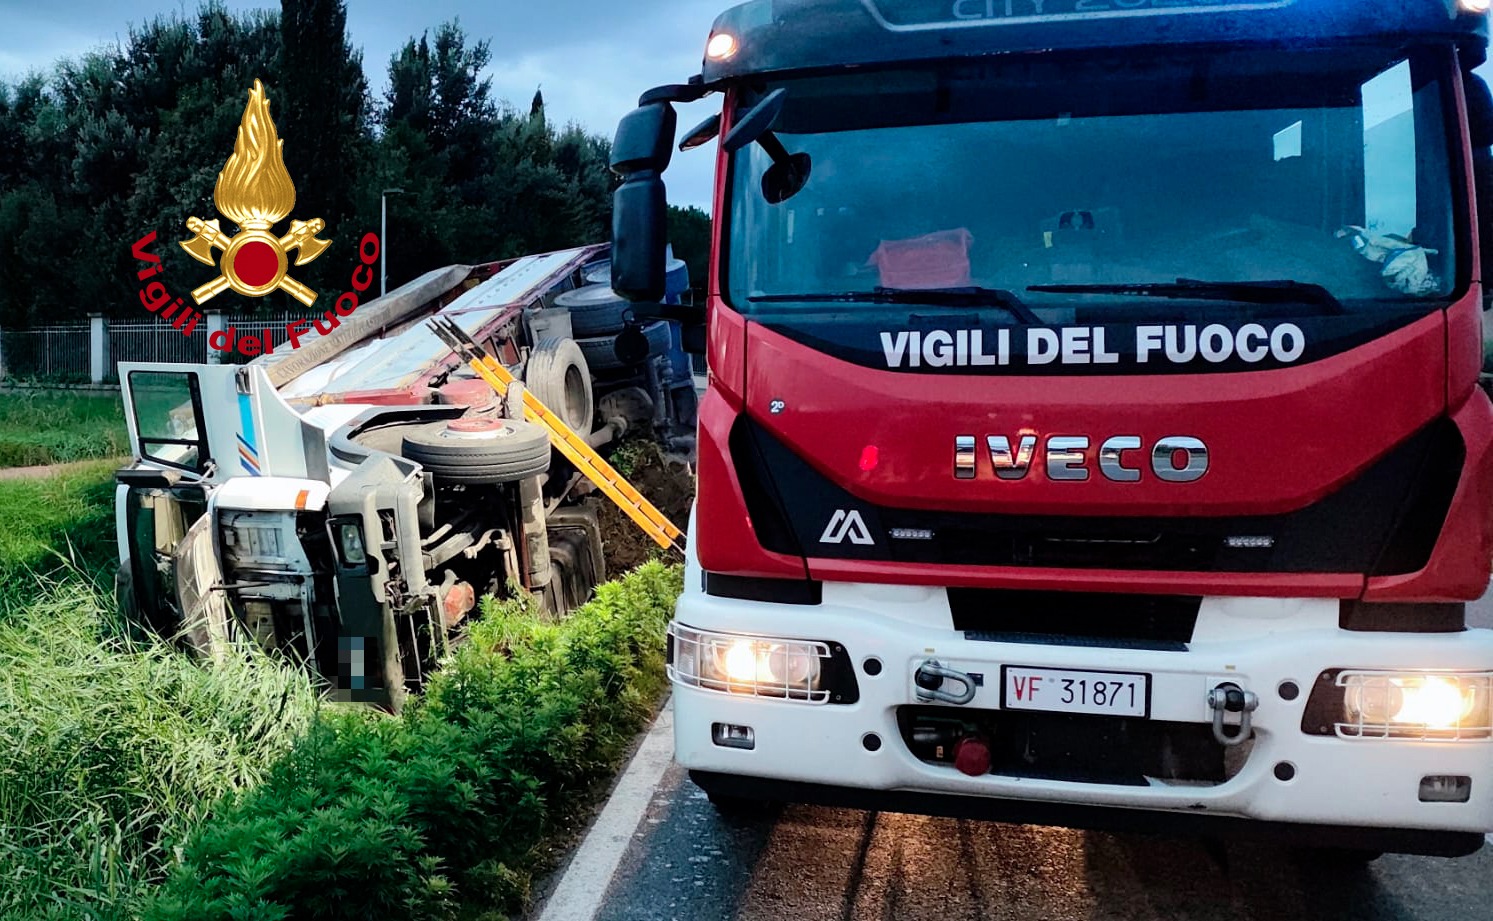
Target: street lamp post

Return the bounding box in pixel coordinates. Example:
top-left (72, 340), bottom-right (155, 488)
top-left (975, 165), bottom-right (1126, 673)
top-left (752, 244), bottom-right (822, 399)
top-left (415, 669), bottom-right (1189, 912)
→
top-left (381, 188), bottom-right (405, 298)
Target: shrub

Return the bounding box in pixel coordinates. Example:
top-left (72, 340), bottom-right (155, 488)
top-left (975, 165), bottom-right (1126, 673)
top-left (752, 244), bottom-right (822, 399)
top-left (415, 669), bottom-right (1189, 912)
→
top-left (143, 561), bottom-right (683, 921)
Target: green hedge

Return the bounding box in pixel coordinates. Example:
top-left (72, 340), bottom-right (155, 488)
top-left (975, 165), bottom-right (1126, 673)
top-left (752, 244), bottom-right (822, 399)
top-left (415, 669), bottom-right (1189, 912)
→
top-left (142, 561), bottom-right (683, 921)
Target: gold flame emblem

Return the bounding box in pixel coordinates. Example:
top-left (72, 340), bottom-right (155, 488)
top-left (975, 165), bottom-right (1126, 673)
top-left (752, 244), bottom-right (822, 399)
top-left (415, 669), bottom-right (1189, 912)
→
top-left (180, 79), bottom-right (330, 306)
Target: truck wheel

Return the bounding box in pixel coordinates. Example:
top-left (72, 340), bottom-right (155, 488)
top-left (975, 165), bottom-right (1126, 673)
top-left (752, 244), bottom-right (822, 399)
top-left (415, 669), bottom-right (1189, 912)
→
top-left (526, 338), bottom-right (594, 434)
top-left (556, 284), bottom-right (632, 337)
top-left (401, 418), bottom-right (551, 485)
top-left (578, 322), bottom-right (672, 372)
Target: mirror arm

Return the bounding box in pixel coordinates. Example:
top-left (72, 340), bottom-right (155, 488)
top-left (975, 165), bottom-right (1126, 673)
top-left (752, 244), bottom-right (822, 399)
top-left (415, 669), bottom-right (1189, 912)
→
top-left (757, 131), bottom-right (791, 166)
top-left (630, 302), bottom-right (706, 324)
top-left (640, 79), bottom-right (714, 106)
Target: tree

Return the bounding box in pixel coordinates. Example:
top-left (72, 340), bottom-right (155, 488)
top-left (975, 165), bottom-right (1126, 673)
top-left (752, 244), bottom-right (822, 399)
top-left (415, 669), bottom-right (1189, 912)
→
top-left (276, 0), bottom-right (369, 237)
top-left (667, 206), bottom-right (712, 298)
top-left (0, 5), bottom-right (621, 326)
top-left (372, 21), bottom-right (616, 288)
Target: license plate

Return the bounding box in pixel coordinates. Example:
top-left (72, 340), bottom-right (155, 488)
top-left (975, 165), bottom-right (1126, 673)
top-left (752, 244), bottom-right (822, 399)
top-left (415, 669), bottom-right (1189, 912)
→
top-left (1001, 666), bottom-right (1150, 718)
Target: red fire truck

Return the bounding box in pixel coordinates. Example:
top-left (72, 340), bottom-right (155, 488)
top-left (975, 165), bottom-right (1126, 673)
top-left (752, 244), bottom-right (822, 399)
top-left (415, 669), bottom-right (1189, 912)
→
top-left (610, 0), bottom-right (1493, 858)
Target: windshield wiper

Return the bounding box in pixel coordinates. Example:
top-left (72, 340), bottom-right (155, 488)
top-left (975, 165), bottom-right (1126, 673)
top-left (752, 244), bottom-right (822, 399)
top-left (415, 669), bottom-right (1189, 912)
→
top-left (1027, 278), bottom-right (1344, 315)
top-left (750, 286), bottom-right (1040, 324)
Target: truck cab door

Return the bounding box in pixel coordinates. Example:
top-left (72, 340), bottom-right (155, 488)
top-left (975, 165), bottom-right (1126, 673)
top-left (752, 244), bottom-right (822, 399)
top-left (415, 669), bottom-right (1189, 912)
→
top-left (119, 361), bottom-right (327, 483)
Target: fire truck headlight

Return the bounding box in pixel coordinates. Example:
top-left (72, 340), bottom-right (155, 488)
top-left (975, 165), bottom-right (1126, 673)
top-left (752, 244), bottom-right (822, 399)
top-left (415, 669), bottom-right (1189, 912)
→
top-left (1307, 670), bottom-right (1492, 740)
top-left (706, 32), bottom-right (738, 61)
top-left (668, 624), bottom-right (851, 703)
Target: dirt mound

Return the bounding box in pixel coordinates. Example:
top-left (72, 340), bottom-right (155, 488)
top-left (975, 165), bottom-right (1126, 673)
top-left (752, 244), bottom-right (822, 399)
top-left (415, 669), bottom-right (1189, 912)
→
top-left (593, 440), bottom-right (695, 576)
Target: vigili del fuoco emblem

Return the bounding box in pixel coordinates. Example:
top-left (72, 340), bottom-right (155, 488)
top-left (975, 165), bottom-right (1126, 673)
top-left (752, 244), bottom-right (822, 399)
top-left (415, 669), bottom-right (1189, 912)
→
top-left (180, 79), bottom-right (331, 307)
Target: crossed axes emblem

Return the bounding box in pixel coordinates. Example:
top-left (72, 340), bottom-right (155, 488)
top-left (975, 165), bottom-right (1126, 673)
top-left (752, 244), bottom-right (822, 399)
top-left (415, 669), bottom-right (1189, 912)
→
top-left (180, 216), bottom-right (331, 307)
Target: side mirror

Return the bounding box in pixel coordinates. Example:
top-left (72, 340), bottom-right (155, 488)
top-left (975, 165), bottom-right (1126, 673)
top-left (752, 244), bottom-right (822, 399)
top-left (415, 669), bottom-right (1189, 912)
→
top-left (612, 176), bottom-right (669, 301)
top-left (679, 114), bottom-right (721, 152)
top-left (722, 88), bottom-right (811, 204)
top-left (611, 102), bottom-right (677, 174)
top-left (615, 324), bottom-right (654, 366)
top-left (611, 102), bottom-right (678, 302)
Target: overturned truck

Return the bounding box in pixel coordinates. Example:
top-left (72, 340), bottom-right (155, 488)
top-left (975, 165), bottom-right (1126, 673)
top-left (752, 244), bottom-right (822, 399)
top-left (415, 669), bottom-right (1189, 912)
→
top-left (115, 244), bottom-right (694, 709)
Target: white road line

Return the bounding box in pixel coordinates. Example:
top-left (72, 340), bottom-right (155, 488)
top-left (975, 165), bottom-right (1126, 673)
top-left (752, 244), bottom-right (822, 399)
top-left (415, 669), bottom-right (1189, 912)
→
top-left (537, 699), bottom-right (676, 921)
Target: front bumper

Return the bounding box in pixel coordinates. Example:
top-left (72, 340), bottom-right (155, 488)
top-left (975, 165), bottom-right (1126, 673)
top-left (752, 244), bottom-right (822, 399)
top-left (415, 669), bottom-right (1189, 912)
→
top-left (672, 580), bottom-right (1493, 847)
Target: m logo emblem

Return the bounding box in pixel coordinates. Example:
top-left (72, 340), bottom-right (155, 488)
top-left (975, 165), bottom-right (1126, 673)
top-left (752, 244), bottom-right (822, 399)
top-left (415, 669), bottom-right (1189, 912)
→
top-left (820, 510), bottom-right (874, 546)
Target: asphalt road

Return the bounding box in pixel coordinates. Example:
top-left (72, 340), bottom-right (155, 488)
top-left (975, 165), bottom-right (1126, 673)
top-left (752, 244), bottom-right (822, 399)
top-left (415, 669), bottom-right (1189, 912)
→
top-left (581, 594), bottom-right (1493, 921)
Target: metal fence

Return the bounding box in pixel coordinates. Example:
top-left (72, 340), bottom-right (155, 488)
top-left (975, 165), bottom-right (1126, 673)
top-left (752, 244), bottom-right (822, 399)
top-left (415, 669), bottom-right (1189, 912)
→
top-left (108, 321), bottom-right (210, 370)
top-left (2, 327), bottom-right (92, 381)
top-left (0, 312), bottom-right (325, 384)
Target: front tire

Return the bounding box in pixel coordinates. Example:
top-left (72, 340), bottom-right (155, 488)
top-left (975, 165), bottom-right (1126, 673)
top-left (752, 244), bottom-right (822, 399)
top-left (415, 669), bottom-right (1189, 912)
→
top-left (706, 791), bottom-right (762, 818)
top-left (691, 771), bottom-right (774, 820)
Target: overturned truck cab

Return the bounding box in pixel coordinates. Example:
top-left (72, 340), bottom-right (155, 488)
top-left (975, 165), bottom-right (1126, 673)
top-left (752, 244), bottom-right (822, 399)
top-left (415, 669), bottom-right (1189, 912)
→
top-left (115, 245), bottom-right (686, 709)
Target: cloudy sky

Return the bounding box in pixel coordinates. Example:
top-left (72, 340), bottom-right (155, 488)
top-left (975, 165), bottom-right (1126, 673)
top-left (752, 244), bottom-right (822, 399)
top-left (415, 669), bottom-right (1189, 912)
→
top-left (0, 0), bottom-right (726, 208)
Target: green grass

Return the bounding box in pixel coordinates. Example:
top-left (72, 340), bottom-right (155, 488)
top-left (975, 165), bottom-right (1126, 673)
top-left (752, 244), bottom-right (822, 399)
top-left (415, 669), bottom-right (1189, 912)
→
top-left (0, 461), bottom-right (119, 592)
top-left (0, 391), bottom-right (130, 468)
top-left (0, 580), bottom-right (320, 920)
top-left (0, 465), bottom-right (319, 920)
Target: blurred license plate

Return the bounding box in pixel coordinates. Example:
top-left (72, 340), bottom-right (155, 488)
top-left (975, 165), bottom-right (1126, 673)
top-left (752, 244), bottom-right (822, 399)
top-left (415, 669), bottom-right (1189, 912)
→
top-left (1002, 667), bottom-right (1150, 718)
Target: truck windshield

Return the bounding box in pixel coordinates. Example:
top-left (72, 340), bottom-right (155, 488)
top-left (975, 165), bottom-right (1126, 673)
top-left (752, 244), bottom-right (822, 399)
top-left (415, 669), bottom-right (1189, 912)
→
top-left (725, 45), bottom-right (1461, 332)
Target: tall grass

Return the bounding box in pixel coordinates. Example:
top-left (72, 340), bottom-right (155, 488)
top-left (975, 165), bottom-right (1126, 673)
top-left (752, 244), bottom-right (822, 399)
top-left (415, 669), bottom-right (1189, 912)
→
top-left (0, 461), bottom-right (119, 595)
top-left (0, 575), bottom-right (321, 919)
top-left (0, 391), bottom-right (129, 468)
top-left (0, 464), bottom-right (320, 918)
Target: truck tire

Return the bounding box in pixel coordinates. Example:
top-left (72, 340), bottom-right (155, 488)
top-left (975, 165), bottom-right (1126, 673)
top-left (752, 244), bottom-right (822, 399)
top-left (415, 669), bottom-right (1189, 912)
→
top-left (526, 338), bottom-right (594, 434)
top-left (578, 322), bottom-right (672, 372)
top-left (401, 418), bottom-right (551, 485)
top-left (556, 284), bottom-right (633, 337)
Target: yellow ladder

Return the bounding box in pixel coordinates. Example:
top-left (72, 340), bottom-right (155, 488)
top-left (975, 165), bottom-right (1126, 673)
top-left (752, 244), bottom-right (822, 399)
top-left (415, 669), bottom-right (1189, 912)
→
top-left (428, 317), bottom-right (684, 553)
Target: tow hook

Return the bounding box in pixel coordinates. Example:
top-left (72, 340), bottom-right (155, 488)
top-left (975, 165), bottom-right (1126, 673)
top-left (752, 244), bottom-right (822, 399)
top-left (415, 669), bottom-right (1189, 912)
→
top-left (915, 660), bottom-right (978, 706)
top-left (1207, 682), bottom-right (1259, 746)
